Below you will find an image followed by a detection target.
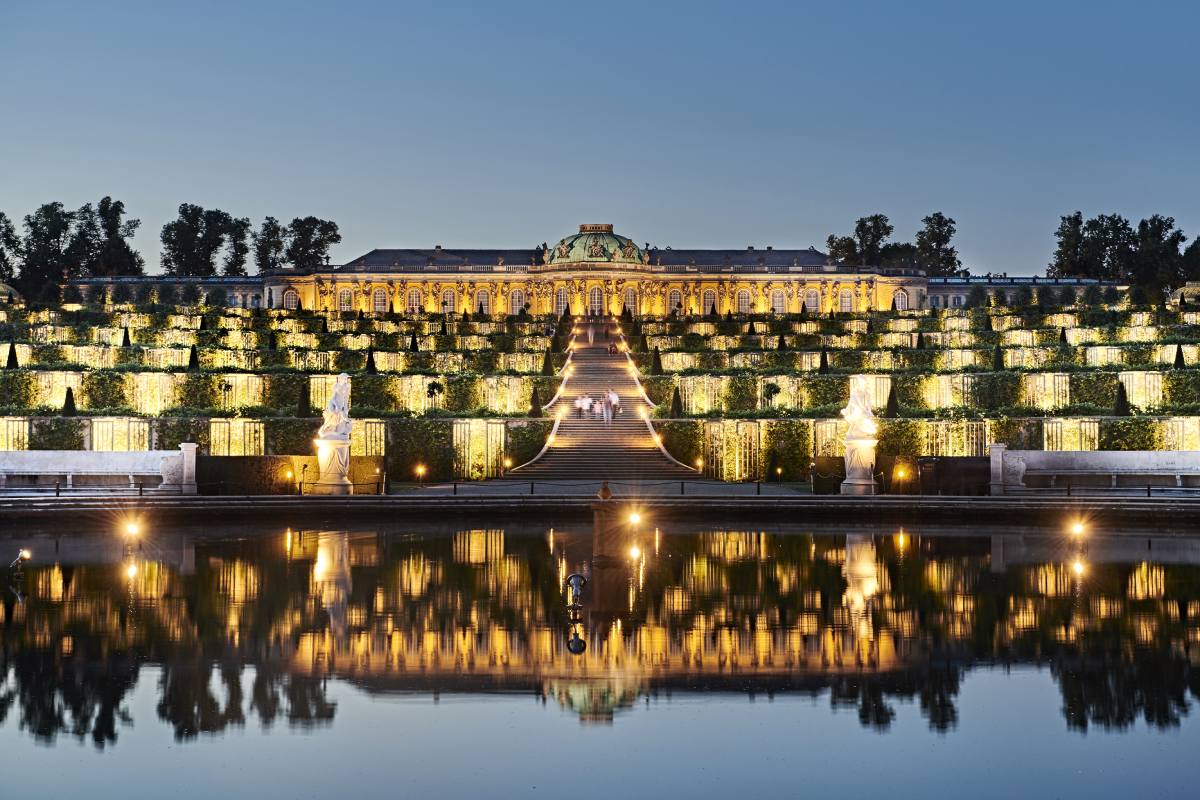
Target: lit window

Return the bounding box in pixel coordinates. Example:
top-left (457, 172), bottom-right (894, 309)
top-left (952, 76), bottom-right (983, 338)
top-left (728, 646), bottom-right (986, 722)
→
top-left (554, 287), bottom-right (569, 317)
top-left (338, 289), bottom-right (353, 311)
top-left (771, 290), bottom-right (786, 314)
top-left (442, 289), bottom-right (456, 314)
top-left (669, 289), bottom-right (683, 313)
top-left (624, 287), bottom-right (638, 315)
top-left (804, 289), bottom-right (819, 312)
top-left (588, 287), bottom-right (603, 314)
top-left (373, 288), bottom-right (388, 313)
top-left (509, 289), bottom-right (525, 315)
top-left (407, 289), bottom-right (422, 314)
top-left (737, 289), bottom-right (752, 314)
top-left (839, 288), bottom-right (854, 313)
top-left (282, 290), bottom-right (298, 310)
top-left (702, 289), bottom-right (717, 315)
top-left (476, 290), bottom-right (491, 315)
top-left (893, 289), bottom-right (909, 311)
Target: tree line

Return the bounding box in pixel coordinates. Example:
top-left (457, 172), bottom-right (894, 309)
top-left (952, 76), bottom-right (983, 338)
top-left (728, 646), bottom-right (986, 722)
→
top-left (0, 199), bottom-right (340, 300)
top-left (825, 212), bottom-right (962, 276)
top-left (1047, 211), bottom-right (1200, 293)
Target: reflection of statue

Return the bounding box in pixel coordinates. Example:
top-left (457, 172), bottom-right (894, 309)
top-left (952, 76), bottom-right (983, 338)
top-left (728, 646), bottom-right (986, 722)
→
top-left (841, 375), bottom-right (878, 494)
top-left (313, 374), bottom-right (352, 493)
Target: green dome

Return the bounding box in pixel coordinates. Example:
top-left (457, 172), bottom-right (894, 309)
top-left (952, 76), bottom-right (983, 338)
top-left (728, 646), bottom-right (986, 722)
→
top-left (546, 224), bottom-right (647, 266)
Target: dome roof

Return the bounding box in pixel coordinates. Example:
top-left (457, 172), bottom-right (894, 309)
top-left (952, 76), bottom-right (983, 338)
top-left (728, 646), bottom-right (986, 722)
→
top-left (546, 224), bottom-right (647, 266)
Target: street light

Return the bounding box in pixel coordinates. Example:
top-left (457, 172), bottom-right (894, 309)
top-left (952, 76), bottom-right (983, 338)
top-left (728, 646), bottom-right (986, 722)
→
top-left (415, 464), bottom-right (426, 485)
top-left (1070, 520), bottom-right (1086, 537)
top-left (629, 511), bottom-right (641, 525)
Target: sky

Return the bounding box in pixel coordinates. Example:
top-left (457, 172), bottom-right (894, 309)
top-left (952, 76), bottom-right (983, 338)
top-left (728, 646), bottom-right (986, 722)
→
top-left (1, 0), bottom-right (1197, 275)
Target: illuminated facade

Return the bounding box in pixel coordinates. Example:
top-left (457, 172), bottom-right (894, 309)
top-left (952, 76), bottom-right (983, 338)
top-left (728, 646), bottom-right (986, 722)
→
top-left (260, 223), bottom-right (927, 316)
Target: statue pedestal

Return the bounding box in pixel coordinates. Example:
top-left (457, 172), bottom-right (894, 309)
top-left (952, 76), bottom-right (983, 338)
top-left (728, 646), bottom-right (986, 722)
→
top-left (311, 437), bottom-right (352, 495)
top-left (841, 437), bottom-right (878, 496)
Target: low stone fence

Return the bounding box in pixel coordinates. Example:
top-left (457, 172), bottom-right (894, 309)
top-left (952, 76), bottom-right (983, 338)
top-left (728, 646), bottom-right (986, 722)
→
top-left (989, 443), bottom-right (1200, 494)
top-left (0, 443), bottom-right (197, 492)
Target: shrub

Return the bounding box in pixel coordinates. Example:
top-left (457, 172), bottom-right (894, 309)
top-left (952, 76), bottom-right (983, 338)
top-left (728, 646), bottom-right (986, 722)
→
top-left (1099, 418), bottom-right (1162, 450)
top-left (29, 418), bottom-right (85, 449)
top-left (81, 371), bottom-right (128, 409)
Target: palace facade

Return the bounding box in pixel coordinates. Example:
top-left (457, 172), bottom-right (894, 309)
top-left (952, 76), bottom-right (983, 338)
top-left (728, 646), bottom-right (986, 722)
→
top-left (73, 223), bottom-right (1120, 313)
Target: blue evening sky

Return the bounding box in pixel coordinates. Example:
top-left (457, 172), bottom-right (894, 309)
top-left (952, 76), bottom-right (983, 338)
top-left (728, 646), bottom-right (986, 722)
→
top-left (1, 0), bottom-right (1196, 274)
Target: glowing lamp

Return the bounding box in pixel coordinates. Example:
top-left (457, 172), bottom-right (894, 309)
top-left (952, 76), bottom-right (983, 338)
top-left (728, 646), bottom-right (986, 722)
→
top-left (19, 549), bottom-right (31, 560)
top-left (124, 521), bottom-right (139, 537)
top-left (1070, 521), bottom-right (1085, 536)
top-left (125, 563), bottom-right (138, 579)
top-left (629, 512), bottom-right (641, 524)
top-left (629, 545), bottom-right (641, 559)
top-left (1072, 559), bottom-right (1085, 576)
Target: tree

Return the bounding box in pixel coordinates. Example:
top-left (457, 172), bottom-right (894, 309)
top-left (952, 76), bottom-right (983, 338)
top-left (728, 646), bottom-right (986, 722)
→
top-left (1128, 214), bottom-right (1186, 295)
top-left (669, 386), bottom-right (683, 417)
top-left (824, 235), bottom-right (858, 265)
top-left (854, 214), bottom-right (893, 265)
top-left (160, 204), bottom-right (238, 277)
top-left (883, 384), bottom-right (898, 418)
top-left (253, 216), bottom-right (287, 272)
top-left (94, 197), bottom-right (144, 276)
top-left (62, 387), bottom-right (77, 415)
top-left (296, 379), bottom-right (311, 416)
top-left (1174, 344), bottom-right (1186, 369)
top-left (964, 286), bottom-right (988, 309)
top-left (17, 202), bottom-right (81, 299)
top-left (879, 241), bottom-right (918, 269)
top-left (1184, 239), bottom-right (1200, 282)
top-left (529, 387), bottom-right (542, 418)
top-left (992, 344), bottom-right (1004, 371)
top-left (1048, 212), bottom-right (1088, 278)
top-left (1058, 285), bottom-right (1077, 306)
top-left (223, 217), bottom-right (251, 276)
top-left (409, 331), bottom-right (419, 352)
top-left (541, 349), bottom-right (554, 376)
top-left (0, 211), bottom-right (18, 283)
top-left (650, 346), bottom-right (663, 375)
top-left (364, 346), bottom-right (377, 374)
top-left (1113, 382), bottom-right (1131, 416)
top-left (1049, 212), bottom-right (1135, 280)
top-left (818, 346), bottom-right (829, 374)
top-left (284, 217), bottom-right (341, 269)
top-left (915, 212), bottom-right (961, 276)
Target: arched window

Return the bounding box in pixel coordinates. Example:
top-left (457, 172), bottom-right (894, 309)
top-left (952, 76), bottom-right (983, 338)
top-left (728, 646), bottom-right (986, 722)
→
top-left (804, 289), bottom-right (820, 313)
top-left (624, 287), bottom-right (638, 316)
top-left (668, 289), bottom-right (683, 314)
top-left (282, 289), bottom-right (299, 310)
top-left (555, 287), bottom-right (569, 317)
top-left (338, 289), bottom-right (353, 311)
top-left (736, 289), bottom-right (752, 314)
top-left (770, 289), bottom-right (786, 314)
top-left (702, 289), bottom-right (717, 315)
top-left (372, 288), bottom-right (388, 313)
top-left (509, 289), bottom-right (525, 315)
top-left (588, 287), bottom-right (604, 315)
top-left (893, 289), bottom-right (909, 311)
top-left (838, 288), bottom-right (854, 313)
top-left (441, 289), bottom-right (456, 315)
top-left (476, 289), bottom-right (491, 315)
top-left (407, 289), bottom-right (422, 314)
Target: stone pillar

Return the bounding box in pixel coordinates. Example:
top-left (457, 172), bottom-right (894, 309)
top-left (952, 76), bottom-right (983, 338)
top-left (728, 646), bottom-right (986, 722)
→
top-left (179, 442), bottom-right (198, 495)
top-left (311, 438), bottom-right (353, 495)
top-left (840, 438), bottom-right (878, 495)
top-left (989, 443), bottom-right (1007, 496)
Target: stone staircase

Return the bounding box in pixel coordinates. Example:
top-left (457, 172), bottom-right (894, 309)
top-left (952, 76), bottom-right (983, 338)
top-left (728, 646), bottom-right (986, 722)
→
top-left (509, 319), bottom-right (697, 481)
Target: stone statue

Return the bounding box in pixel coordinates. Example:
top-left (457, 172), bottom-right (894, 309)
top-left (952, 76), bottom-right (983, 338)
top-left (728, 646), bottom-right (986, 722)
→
top-left (840, 375), bottom-right (878, 495)
top-left (313, 373), bottom-right (353, 494)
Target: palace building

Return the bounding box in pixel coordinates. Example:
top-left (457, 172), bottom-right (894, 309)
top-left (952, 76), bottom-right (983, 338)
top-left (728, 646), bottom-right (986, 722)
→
top-left (74, 223), bottom-right (1118, 313)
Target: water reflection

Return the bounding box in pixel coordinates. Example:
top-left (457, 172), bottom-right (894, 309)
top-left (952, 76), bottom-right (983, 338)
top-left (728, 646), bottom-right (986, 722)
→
top-left (3, 513), bottom-right (1200, 745)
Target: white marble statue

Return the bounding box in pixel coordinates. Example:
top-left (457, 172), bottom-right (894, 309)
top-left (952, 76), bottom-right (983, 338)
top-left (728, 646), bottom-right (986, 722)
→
top-left (840, 375), bottom-right (879, 495)
top-left (313, 373), bottom-right (353, 493)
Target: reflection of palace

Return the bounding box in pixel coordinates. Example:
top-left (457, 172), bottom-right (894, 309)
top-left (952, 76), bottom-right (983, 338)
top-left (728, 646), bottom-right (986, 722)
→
top-left (3, 524), bottom-right (1200, 741)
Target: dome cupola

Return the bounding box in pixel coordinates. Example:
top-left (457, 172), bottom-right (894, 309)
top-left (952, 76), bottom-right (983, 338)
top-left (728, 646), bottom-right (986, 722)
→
top-left (545, 224), bottom-right (646, 267)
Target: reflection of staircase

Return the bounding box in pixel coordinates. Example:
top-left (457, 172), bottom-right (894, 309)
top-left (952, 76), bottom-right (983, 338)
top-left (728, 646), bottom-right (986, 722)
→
top-left (510, 320), bottom-right (696, 481)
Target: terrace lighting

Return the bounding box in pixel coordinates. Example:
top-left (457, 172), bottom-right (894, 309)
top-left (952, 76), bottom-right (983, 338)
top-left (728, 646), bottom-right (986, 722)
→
top-left (776, 467), bottom-right (783, 476)
top-left (629, 512), bottom-right (642, 525)
top-left (503, 457), bottom-right (513, 469)
top-left (629, 545), bottom-right (641, 560)
top-left (1072, 559), bottom-right (1086, 576)
top-left (895, 467), bottom-right (908, 480)
top-left (414, 464), bottom-right (426, 479)
top-left (1070, 520), bottom-right (1085, 537)
top-left (695, 457), bottom-right (704, 469)
top-left (124, 521), bottom-right (139, 538)
top-left (125, 562), bottom-right (138, 579)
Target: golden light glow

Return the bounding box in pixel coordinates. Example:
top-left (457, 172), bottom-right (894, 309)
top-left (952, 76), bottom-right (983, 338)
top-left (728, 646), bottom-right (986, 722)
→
top-left (628, 545), bottom-right (641, 559)
top-left (1072, 559), bottom-right (1086, 576)
top-left (19, 548), bottom-right (31, 560)
top-left (125, 562), bottom-right (138, 579)
top-left (124, 521), bottom-right (139, 537)
top-left (503, 457), bottom-right (513, 469)
top-left (895, 532), bottom-right (907, 551)
top-left (414, 464), bottom-right (426, 477)
top-left (775, 467), bottom-right (783, 475)
top-left (285, 469), bottom-right (293, 479)
top-left (1070, 520), bottom-right (1085, 536)
top-left (695, 457), bottom-right (704, 468)
top-left (895, 467), bottom-right (907, 480)
top-left (629, 512), bottom-right (642, 524)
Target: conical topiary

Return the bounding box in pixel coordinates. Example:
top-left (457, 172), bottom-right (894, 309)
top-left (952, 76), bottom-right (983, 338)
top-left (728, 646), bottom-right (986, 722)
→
top-left (1113, 382), bottom-right (1131, 416)
top-left (992, 344), bottom-right (1004, 371)
top-left (409, 331), bottom-right (419, 352)
top-left (541, 349), bottom-right (554, 376)
top-left (296, 379), bottom-right (311, 417)
top-left (915, 331), bottom-right (925, 349)
top-left (1059, 327), bottom-right (1068, 344)
top-left (319, 316), bottom-right (328, 334)
top-left (121, 327), bottom-right (131, 347)
top-left (883, 383), bottom-right (899, 418)
top-left (818, 347), bottom-right (829, 374)
top-left (799, 300), bottom-right (807, 318)
top-left (187, 344), bottom-right (200, 372)
top-left (5, 342), bottom-right (18, 369)
top-left (650, 346), bottom-right (663, 376)
top-left (1175, 344), bottom-right (1186, 369)
top-left (670, 386), bottom-right (683, 417)
top-left (777, 335), bottom-right (787, 351)
top-left (365, 347), bottom-right (377, 374)
top-left (61, 387), bottom-right (76, 416)
top-left (197, 314), bottom-right (207, 331)
top-left (529, 386), bottom-right (542, 418)
top-left (440, 316), bottom-right (448, 335)
top-left (747, 321), bottom-right (756, 335)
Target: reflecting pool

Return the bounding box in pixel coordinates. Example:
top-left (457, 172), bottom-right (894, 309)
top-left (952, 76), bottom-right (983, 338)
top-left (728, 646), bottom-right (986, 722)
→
top-left (2, 514), bottom-right (1200, 798)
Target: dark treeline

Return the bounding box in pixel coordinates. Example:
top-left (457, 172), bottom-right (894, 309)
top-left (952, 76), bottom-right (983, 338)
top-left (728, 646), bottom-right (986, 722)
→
top-left (825, 212), bottom-right (963, 277)
top-left (1048, 211), bottom-right (1200, 294)
top-left (0, 199), bottom-right (340, 301)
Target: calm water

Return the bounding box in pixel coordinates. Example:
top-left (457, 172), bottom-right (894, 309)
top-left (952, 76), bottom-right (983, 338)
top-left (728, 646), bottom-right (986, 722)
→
top-left (2, 512), bottom-right (1199, 799)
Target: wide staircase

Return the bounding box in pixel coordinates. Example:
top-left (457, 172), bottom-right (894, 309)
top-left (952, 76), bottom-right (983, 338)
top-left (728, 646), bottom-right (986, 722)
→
top-left (509, 318), bottom-right (697, 481)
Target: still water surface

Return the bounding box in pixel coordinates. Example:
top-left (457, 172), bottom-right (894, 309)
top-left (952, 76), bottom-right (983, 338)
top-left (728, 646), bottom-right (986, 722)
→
top-left (2, 514), bottom-right (1199, 798)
